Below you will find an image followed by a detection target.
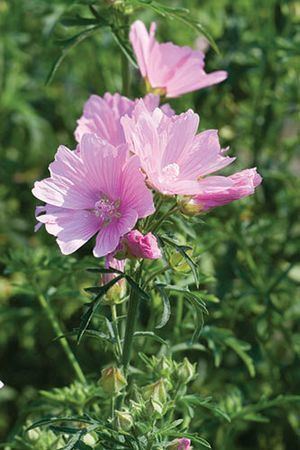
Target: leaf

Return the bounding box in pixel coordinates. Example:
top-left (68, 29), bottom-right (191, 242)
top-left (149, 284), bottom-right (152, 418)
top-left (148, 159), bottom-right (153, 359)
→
top-left (125, 275), bottom-right (150, 301)
top-left (180, 395), bottom-right (231, 422)
top-left (133, 0), bottom-right (219, 53)
top-left (160, 236), bottom-right (199, 287)
top-left (110, 30), bottom-right (138, 68)
top-left (155, 283), bottom-right (171, 329)
top-left (46, 25), bottom-right (103, 85)
top-left (59, 430), bottom-right (86, 450)
top-left (87, 267), bottom-right (124, 275)
top-left (60, 17), bottom-right (100, 27)
top-left (133, 331), bottom-right (167, 345)
top-left (164, 286), bottom-right (208, 342)
top-left (26, 416), bottom-right (93, 431)
top-left (78, 275), bottom-right (123, 343)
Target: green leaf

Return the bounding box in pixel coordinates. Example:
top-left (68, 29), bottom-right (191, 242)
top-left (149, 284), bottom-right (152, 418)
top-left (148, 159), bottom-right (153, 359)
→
top-left (155, 283), bottom-right (171, 329)
top-left (78, 275), bottom-right (123, 343)
top-left (60, 17), bottom-right (100, 27)
top-left (110, 30), bottom-right (138, 68)
top-left (160, 236), bottom-right (199, 287)
top-left (125, 275), bottom-right (150, 301)
top-left (46, 25), bottom-right (103, 85)
top-left (133, 331), bottom-right (167, 345)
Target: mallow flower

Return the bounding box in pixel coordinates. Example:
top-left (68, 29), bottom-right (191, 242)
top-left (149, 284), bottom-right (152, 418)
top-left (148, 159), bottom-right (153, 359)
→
top-left (75, 92), bottom-right (174, 147)
top-left (181, 168), bottom-right (262, 214)
top-left (167, 438), bottom-right (192, 450)
top-left (130, 20), bottom-right (227, 98)
top-left (122, 100), bottom-right (261, 200)
top-left (32, 134), bottom-right (155, 257)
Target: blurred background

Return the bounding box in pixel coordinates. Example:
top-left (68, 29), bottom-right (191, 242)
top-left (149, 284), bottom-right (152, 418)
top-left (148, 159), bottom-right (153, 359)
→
top-left (0, 0), bottom-right (299, 448)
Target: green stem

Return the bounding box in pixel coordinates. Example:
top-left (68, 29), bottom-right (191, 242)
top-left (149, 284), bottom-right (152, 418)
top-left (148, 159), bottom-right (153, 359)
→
top-left (121, 52), bottom-right (130, 96)
top-left (121, 263), bottom-right (143, 373)
top-left (111, 304), bottom-right (122, 361)
top-left (150, 204), bottom-right (180, 234)
top-left (33, 280), bottom-right (86, 384)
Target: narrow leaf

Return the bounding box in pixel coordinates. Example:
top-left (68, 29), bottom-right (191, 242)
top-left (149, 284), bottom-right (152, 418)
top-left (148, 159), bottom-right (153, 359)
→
top-left (155, 283), bottom-right (171, 329)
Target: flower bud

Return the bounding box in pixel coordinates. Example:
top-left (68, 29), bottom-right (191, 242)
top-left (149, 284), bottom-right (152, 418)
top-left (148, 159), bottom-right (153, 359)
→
top-left (27, 428), bottom-right (40, 442)
top-left (167, 438), bottom-right (192, 450)
top-left (83, 433), bottom-right (97, 447)
top-left (101, 255), bottom-right (126, 304)
top-left (115, 410), bottom-right (134, 431)
top-left (155, 356), bottom-right (173, 377)
top-left (99, 367), bottom-right (127, 395)
top-left (146, 397), bottom-right (164, 416)
top-left (116, 230), bottom-right (162, 260)
top-left (178, 196), bottom-right (203, 216)
top-left (142, 379), bottom-right (168, 404)
top-left (177, 358), bottom-right (196, 383)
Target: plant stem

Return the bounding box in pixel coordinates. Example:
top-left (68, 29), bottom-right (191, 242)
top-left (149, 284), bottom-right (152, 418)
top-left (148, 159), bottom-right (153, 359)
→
top-left (121, 263), bottom-right (143, 373)
top-left (150, 204), bottom-right (180, 233)
top-left (33, 280), bottom-right (86, 384)
top-left (111, 304), bottom-right (122, 361)
top-left (120, 14), bottom-right (130, 96)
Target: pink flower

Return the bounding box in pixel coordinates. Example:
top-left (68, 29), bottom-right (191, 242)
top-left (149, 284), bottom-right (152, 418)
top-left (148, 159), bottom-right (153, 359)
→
top-left (118, 230), bottom-right (162, 260)
top-left (130, 20), bottom-right (227, 98)
top-left (192, 168), bottom-right (262, 211)
top-left (122, 100), bottom-right (234, 196)
top-left (33, 134), bottom-right (155, 257)
top-left (178, 438), bottom-right (192, 450)
top-left (75, 92), bottom-right (174, 147)
top-left (122, 101), bottom-right (262, 201)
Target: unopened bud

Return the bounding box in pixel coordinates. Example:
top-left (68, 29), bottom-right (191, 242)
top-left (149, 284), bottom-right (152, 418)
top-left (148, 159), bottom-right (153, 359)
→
top-left (99, 367), bottom-right (127, 395)
top-left (115, 410), bottom-right (134, 431)
top-left (27, 428), bottom-right (40, 441)
top-left (143, 379), bottom-right (168, 404)
top-left (178, 196), bottom-right (203, 217)
top-left (83, 433), bottom-right (97, 447)
top-left (146, 397), bottom-right (163, 416)
top-left (156, 356), bottom-right (172, 377)
top-left (177, 357), bottom-right (196, 383)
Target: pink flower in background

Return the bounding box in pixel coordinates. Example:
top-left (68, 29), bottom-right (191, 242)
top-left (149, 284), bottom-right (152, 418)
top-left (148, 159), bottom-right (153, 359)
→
top-left (33, 134), bottom-right (155, 257)
top-left (75, 92), bottom-right (174, 147)
top-left (118, 230), bottom-right (161, 260)
top-left (192, 168), bottom-right (262, 211)
top-left (130, 20), bottom-right (227, 98)
top-left (122, 100), bottom-right (262, 201)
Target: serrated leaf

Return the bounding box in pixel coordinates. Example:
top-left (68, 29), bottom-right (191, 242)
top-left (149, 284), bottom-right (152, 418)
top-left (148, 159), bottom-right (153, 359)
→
top-left (155, 283), bottom-right (171, 329)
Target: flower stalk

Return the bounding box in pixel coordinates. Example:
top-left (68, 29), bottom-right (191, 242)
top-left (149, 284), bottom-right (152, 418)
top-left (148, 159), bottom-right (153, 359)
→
top-left (32, 279), bottom-right (86, 384)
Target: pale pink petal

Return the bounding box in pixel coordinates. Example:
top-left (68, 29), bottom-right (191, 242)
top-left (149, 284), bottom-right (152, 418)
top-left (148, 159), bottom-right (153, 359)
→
top-left (179, 130), bottom-right (235, 178)
top-left (80, 134), bottom-right (127, 199)
top-left (194, 168), bottom-right (262, 210)
top-left (162, 110), bottom-right (199, 166)
top-left (75, 94), bottom-right (134, 146)
top-left (120, 155), bottom-right (155, 218)
top-left (93, 209), bottom-right (138, 258)
top-left (52, 209), bottom-right (102, 255)
top-left (130, 20), bottom-right (155, 78)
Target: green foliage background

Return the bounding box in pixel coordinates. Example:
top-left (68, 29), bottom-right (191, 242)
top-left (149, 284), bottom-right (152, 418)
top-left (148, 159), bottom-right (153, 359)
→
top-left (0, 0), bottom-right (299, 448)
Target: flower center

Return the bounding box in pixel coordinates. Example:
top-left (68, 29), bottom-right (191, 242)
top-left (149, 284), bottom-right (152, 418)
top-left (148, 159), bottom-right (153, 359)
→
top-left (93, 195), bottom-right (121, 224)
top-left (159, 163), bottom-right (180, 183)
